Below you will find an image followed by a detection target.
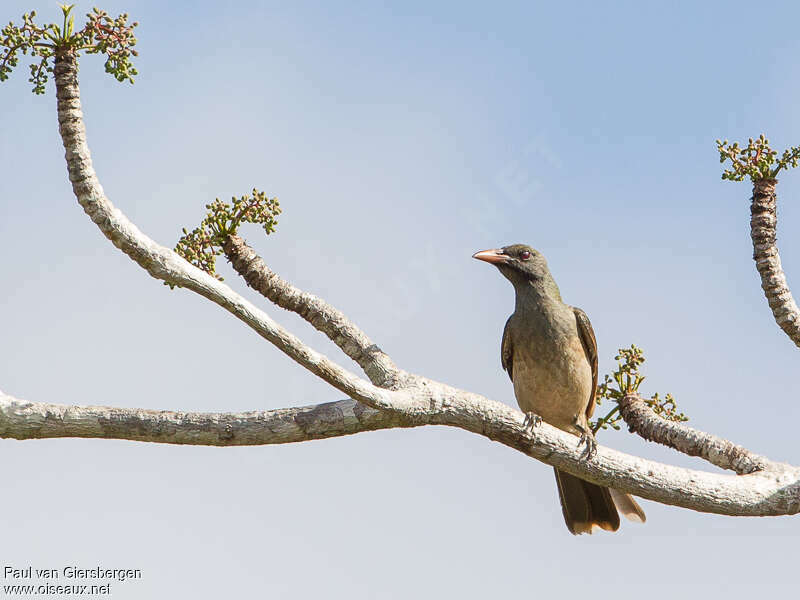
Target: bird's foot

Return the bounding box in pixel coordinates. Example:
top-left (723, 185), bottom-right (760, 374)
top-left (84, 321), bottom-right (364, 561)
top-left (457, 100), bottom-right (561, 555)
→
top-left (575, 423), bottom-right (597, 461)
top-left (523, 412), bottom-right (542, 442)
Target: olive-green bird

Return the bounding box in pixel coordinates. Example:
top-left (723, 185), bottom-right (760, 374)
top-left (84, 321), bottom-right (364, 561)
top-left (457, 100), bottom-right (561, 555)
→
top-left (473, 244), bottom-right (645, 534)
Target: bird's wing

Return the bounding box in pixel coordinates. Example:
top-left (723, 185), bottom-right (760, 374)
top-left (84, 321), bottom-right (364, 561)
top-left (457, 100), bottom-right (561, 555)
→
top-left (501, 316), bottom-right (514, 381)
top-left (573, 307), bottom-right (598, 419)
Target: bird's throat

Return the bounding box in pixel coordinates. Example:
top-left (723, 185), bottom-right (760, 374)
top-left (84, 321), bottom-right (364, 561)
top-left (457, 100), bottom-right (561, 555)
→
top-left (514, 274), bottom-right (563, 313)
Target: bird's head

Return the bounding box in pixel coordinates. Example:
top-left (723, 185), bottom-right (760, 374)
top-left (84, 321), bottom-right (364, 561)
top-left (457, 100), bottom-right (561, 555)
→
top-left (472, 244), bottom-right (556, 292)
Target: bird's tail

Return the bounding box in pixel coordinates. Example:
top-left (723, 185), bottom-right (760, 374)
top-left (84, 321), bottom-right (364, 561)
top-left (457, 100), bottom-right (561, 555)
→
top-left (553, 468), bottom-right (646, 534)
top-left (608, 488), bottom-right (647, 524)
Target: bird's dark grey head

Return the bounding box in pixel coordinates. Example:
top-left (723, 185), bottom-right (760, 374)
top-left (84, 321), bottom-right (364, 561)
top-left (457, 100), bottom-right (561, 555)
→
top-left (473, 243), bottom-right (550, 282)
top-left (472, 244), bottom-right (560, 299)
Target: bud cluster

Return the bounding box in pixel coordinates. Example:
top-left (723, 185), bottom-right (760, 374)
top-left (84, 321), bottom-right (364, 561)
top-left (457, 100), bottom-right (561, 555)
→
top-left (591, 344), bottom-right (687, 433)
top-left (717, 134), bottom-right (800, 182)
top-left (79, 7), bottom-right (138, 83)
top-left (173, 188), bottom-right (281, 283)
top-left (0, 5), bottom-right (138, 94)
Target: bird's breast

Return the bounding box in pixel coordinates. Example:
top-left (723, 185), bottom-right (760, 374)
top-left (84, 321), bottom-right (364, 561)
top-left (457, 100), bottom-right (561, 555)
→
top-left (510, 322), bottom-right (593, 434)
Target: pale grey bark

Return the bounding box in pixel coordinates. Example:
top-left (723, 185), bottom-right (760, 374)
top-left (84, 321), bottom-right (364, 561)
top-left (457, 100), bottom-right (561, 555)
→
top-left (751, 179), bottom-right (800, 346)
top-left (0, 49), bottom-right (787, 519)
top-left (0, 390), bottom-right (409, 445)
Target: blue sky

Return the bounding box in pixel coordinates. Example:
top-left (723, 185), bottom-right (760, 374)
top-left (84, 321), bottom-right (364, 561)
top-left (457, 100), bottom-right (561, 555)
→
top-left (3, 1), bottom-right (800, 598)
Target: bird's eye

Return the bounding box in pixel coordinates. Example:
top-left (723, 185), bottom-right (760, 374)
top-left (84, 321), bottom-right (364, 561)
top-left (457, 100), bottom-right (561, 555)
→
top-left (520, 251), bottom-right (531, 260)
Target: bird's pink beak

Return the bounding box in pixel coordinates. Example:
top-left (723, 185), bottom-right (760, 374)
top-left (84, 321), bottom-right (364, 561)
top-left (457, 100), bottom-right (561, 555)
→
top-left (472, 248), bottom-right (510, 265)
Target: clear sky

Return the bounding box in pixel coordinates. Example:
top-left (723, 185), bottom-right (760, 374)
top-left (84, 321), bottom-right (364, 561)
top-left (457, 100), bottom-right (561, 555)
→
top-left (2, 1), bottom-right (800, 598)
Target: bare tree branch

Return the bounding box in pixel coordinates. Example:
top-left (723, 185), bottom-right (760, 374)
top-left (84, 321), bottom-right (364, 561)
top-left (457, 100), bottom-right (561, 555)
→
top-left (618, 393), bottom-right (770, 474)
top-left (751, 179), bottom-right (800, 347)
top-left (0, 391), bottom-right (410, 445)
top-left (2, 387), bottom-right (799, 517)
top-left (222, 234), bottom-right (402, 388)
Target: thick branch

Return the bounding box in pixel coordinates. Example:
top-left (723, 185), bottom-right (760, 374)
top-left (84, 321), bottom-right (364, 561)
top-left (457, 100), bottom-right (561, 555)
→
top-left (0, 391), bottom-right (410, 445)
top-left (751, 179), bottom-right (800, 347)
top-left (223, 235), bottom-right (401, 388)
top-left (618, 394), bottom-right (770, 474)
top-left (2, 388), bottom-right (799, 517)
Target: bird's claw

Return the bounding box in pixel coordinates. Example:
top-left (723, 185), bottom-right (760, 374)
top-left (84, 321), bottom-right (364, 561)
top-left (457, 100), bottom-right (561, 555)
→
top-left (576, 426), bottom-right (597, 461)
top-left (523, 412), bottom-right (542, 442)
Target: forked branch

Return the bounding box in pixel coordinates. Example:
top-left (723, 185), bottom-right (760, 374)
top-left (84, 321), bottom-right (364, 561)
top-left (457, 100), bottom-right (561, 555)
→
top-left (3, 9), bottom-right (800, 521)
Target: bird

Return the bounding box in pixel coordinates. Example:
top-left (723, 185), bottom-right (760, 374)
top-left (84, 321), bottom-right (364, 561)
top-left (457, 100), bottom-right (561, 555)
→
top-left (473, 243), bottom-right (646, 534)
